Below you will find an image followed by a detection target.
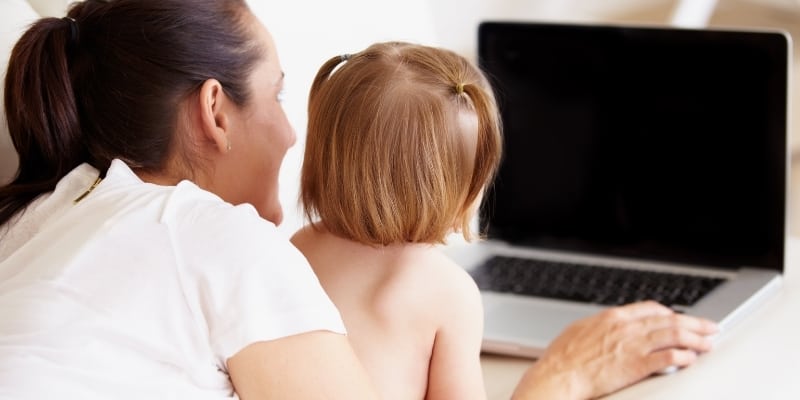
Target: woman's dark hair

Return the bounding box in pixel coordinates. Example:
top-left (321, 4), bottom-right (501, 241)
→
top-left (0, 0), bottom-right (264, 226)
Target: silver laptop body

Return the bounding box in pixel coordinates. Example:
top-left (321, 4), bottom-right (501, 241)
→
top-left (447, 21), bottom-right (791, 358)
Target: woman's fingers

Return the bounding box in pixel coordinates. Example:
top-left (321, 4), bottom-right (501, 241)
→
top-left (637, 312), bottom-right (719, 337)
top-left (646, 348), bottom-right (699, 372)
top-left (645, 324), bottom-right (715, 353)
top-left (648, 312), bottom-right (718, 332)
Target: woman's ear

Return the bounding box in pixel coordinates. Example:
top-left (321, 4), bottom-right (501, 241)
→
top-left (197, 78), bottom-right (232, 153)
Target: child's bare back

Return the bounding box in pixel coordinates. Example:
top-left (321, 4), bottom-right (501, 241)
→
top-left (292, 225), bottom-right (484, 399)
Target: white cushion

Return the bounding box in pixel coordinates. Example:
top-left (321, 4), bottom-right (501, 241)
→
top-left (0, 0), bottom-right (41, 185)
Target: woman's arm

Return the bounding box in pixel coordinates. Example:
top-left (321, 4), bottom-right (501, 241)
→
top-left (228, 330), bottom-right (381, 399)
top-left (511, 301), bottom-right (718, 399)
top-left (425, 265), bottom-right (487, 400)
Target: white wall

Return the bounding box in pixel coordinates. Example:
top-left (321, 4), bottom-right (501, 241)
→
top-left (427, 0), bottom-right (679, 62)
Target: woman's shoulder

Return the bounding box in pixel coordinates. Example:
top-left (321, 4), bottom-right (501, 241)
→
top-left (119, 172), bottom-right (300, 277)
top-left (168, 195), bottom-right (294, 265)
top-left (157, 178), bottom-right (285, 245)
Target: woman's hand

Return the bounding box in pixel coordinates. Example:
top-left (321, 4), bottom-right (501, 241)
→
top-left (512, 301), bottom-right (719, 400)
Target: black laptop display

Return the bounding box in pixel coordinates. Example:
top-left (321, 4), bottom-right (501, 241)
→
top-left (478, 22), bottom-right (788, 272)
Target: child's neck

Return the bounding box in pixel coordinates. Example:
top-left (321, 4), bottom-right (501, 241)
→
top-left (316, 223), bottom-right (434, 259)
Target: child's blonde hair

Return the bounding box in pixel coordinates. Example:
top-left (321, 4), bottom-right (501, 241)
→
top-left (301, 41), bottom-right (502, 245)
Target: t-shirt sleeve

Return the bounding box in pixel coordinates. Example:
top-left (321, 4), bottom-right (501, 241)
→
top-left (169, 197), bottom-right (346, 364)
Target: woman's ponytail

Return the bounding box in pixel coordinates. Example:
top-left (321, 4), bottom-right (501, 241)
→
top-left (1, 0), bottom-right (264, 228)
top-left (0, 16), bottom-right (84, 226)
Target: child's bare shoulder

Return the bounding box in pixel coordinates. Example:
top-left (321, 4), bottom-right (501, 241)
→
top-left (390, 246), bottom-right (481, 307)
top-left (289, 224), bottom-right (315, 249)
top-left (407, 248), bottom-right (475, 284)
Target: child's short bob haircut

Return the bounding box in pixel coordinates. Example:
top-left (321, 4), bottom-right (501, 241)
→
top-left (301, 41), bottom-right (502, 246)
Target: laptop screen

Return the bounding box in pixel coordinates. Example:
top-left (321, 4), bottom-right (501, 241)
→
top-left (478, 22), bottom-right (789, 272)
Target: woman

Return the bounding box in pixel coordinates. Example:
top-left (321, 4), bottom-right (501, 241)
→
top-left (0, 0), bottom-right (375, 398)
top-left (0, 0), bottom-right (717, 399)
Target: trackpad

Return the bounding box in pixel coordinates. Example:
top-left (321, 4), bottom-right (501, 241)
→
top-left (483, 294), bottom-right (604, 350)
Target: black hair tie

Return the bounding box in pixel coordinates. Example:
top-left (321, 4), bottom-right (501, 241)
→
top-left (63, 16), bottom-right (79, 47)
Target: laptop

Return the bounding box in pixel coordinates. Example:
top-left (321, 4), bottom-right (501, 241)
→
top-left (444, 21), bottom-right (792, 358)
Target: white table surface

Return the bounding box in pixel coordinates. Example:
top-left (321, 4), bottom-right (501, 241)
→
top-left (479, 238), bottom-right (800, 399)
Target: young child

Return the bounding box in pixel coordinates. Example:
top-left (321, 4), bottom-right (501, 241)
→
top-left (291, 41), bottom-right (502, 400)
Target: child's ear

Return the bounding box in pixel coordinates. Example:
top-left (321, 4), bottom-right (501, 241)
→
top-left (196, 78), bottom-right (232, 153)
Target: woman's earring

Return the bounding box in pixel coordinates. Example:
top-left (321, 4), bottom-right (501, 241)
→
top-left (226, 138), bottom-right (232, 152)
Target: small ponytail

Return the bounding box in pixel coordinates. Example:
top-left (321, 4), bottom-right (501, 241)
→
top-left (308, 54), bottom-right (352, 114)
top-left (458, 81), bottom-right (502, 229)
top-left (0, 16), bottom-right (84, 226)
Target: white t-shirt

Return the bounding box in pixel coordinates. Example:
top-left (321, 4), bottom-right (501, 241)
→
top-left (0, 160), bottom-right (346, 399)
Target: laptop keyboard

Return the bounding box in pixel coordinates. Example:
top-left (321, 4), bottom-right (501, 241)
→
top-left (470, 255), bottom-right (726, 307)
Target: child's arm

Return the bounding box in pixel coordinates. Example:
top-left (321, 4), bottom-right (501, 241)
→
top-left (424, 262), bottom-right (487, 400)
